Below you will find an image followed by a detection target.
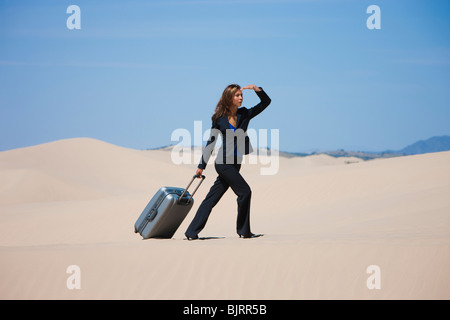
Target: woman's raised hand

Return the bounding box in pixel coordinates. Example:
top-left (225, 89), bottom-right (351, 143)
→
top-left (241, 84), bottom-right (261, 92)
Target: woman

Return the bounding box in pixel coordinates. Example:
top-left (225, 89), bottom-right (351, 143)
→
top-left (185, 84), bottom-right (271, 240)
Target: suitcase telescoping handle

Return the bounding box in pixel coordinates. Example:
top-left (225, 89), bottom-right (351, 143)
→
top-left (179, 174), bottom-right (206, 204)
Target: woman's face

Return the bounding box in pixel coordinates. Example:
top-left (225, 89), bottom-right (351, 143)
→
top-left (232, 89), bottom-right (243, 109)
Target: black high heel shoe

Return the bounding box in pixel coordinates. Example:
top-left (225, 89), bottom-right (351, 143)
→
top-left (185, 234), bottom-right (199, 241)
top-left (238, 233), bottom-right (263, 239)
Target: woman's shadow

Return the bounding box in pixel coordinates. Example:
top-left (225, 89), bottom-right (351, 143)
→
top-left (197, 236), bottom-right (226, 240)
top-left (143, 236), bottom-right (226, 241)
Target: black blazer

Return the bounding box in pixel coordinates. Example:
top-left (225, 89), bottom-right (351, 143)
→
top-left (198, 88), bottom-right (271, 169)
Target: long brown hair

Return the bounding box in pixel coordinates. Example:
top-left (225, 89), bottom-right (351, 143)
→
top-left (211, 84), bottom-right (240, 122)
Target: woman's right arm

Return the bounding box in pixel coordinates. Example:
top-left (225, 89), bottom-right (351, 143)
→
top-left (197, 121), bottom-right (219, 173)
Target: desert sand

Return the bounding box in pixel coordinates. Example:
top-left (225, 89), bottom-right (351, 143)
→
top-left (0, 137), bottom-right (449, 299)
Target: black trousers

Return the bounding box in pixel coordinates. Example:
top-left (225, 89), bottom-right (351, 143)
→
top-left (185, 162), bottom-right (252, 238)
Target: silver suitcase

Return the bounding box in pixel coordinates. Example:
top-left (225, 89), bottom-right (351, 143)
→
top-left (134, 175), bottom-right (205, 239)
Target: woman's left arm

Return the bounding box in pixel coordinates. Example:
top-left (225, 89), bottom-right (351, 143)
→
top-left (242, 84), bottom-right (271, 119)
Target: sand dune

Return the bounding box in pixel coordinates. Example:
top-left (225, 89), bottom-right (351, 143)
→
top-left (0, 138), bottom-right (449, 299)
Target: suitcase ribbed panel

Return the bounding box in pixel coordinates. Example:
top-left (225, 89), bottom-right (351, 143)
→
top-left (134, 176), bottom-right (205, 239)
top-left (135, 187), bottom-right (193, 239)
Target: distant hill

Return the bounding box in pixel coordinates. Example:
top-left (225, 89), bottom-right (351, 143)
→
top-left (399, 135), bottom-right (450, 155)
top-left (310, 150), bottom-right (402, 161)
top-left (280, 135), bottom-right (450, 160)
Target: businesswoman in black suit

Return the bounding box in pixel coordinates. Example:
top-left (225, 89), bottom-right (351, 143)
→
top-left (185, 84), bottom-right (271, 240)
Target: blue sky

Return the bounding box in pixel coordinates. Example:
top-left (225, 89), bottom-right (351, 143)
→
top-left (1, 0), bottom-right (449, 152)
